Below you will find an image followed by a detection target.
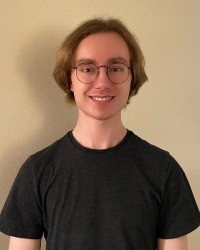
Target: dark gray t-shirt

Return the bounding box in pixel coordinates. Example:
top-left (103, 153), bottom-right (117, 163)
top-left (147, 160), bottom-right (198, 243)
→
top-left (0, 130), bottom-right (200, 249)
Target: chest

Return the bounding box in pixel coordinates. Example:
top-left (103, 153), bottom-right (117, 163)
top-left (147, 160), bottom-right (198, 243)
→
top-left (42, 157), bottom-right (162, 240)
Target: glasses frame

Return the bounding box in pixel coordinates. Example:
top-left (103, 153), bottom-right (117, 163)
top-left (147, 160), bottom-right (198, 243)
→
top-left (71, 62), bottom-right (132, 84)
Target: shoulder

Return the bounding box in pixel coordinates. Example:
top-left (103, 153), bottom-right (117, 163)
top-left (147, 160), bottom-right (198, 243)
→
top-left (127, 131), bottom-right (183, 182)
top-left (19, 132), bottom-right (72, 179)
top-left (128, 131), bottom-right (171, 163)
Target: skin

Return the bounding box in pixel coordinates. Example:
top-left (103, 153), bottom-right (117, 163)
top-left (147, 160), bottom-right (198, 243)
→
top-left (8, 237), bottom-right (41, 250)
top-left (8, 32), bottom-right (188, 249)
top-left (71, 32), bottom-right (132, 149)
top-left (157, 236), bottom-right (188, 250)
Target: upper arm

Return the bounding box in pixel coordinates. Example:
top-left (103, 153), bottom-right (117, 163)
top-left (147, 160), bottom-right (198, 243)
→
top-left (157, 235), bottom-right (188, 250)
top-left (9, 236), bottom-right (41, 250)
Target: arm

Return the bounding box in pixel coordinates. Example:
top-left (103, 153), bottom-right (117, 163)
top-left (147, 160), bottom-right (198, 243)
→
top-left (8, 237), bottom-right (41, 250)
top-left (157, 235), bottom-right (188, 250)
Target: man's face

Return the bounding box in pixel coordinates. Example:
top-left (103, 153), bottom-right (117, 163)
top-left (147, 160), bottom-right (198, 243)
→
top-left (70, 32), bottom-right (132, 122)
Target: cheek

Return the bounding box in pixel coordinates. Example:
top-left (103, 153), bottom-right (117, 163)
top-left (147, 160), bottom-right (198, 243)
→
top-left (123, 84), bottom-right (131, 103)
top-left (124, 81), bottom-right (131, 94)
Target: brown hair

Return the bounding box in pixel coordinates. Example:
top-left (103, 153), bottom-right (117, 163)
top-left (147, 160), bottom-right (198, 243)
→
top-left (53, 17), bottom-right (148, 104)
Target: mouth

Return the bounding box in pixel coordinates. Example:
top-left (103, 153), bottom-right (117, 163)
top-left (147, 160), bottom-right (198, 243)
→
top-left (90, 96), bottom-right (115, 102)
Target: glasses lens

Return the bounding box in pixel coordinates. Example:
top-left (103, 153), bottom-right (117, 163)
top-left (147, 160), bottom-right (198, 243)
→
top-left (75, 63), bottom-right (130, 84)
top-left (108, 63), bottom-right (129, 84)
top-left (77, 63), bottom-right (97, 83)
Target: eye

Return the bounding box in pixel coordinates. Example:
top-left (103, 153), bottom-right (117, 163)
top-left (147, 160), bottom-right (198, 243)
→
top-left (78, 64), bottom-right (96, 73)
top-left (81, 67), bottom-right (93, 72)
top-left (109, 66), bottom-right (125, 73)
top-left (112, 67), bottom-right (123, 72)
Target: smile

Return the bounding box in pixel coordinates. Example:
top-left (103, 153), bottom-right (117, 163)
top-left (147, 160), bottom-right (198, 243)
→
top-left (90, 96), bottom-right (114, 101)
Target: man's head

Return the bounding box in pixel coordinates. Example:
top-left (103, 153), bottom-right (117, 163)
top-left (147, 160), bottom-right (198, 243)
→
top-left (53, 17), bottom-right (148, 104)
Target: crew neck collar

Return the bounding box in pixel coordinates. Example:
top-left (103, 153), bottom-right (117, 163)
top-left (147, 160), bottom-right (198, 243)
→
top-left (68, 129), bottom-right (132, 154)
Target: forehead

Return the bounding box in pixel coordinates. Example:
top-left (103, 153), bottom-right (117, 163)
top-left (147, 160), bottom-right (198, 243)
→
top-left (73, 32), bottom-right (130, 64)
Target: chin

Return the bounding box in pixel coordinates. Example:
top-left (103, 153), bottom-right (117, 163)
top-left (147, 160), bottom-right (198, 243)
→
top-left (84, 109), bottom-right (122, 122)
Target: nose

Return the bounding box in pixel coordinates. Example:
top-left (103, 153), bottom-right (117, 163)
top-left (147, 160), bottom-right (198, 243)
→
top-left (93, 66), bottom-right (111, 89)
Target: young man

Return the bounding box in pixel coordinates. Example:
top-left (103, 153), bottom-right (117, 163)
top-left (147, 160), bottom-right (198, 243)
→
top-left (0, 18), bottom-right (200, 250)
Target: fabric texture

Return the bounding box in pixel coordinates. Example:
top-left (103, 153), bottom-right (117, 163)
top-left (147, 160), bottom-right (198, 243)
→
top-left (0, 130), bottom-right (200, 250)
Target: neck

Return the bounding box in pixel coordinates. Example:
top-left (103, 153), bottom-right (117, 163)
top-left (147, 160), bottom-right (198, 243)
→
top-left (72, 112), bottom-right (127, 150)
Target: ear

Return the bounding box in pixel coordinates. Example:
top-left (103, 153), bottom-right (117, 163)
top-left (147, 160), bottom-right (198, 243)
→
top-left (70, 82), bottom-right (74, 92)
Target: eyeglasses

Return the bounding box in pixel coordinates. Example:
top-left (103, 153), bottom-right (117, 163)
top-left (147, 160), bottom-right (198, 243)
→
top-left (71, 63), bottom-right (132, 84)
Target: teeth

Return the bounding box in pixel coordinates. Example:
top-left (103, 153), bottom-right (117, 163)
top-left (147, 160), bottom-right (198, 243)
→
top-left (91, 96), bottom-right (113, 101)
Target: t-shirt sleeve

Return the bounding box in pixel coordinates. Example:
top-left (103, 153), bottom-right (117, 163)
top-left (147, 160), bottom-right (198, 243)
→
top-left (157, 155), bottom-right (200, 239)
top-left (0, 158), bottom-right (43, 239)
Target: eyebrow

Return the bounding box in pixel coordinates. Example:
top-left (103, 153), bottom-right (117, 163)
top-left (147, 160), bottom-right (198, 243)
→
top-left (107, 57), bottom-right (129, 64)
top-left (75, 58), bottom-right (96, 65)
top-left (75, 57), bottom-right (129, 65)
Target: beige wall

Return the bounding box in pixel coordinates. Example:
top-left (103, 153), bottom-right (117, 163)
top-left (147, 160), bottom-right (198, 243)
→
top-left (0, 0), bottom-right (199, 248)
